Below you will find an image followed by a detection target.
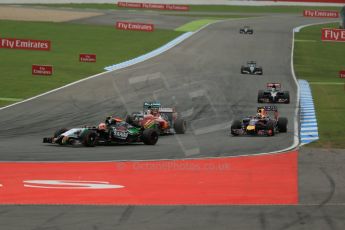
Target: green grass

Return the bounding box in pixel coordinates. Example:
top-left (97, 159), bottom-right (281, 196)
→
top-left (310, 84), bottom-right (345, 148)
top-left (294, 23), bottom-right (345, 148)
top-left (175, 19), bottom-right (219, 32)
top-left (295, 23), bottom-right (345, 83)
top-left (26, 4), bottom-right (342, 14)
top-left (0, 100), bottom-right (17, 107)
top-left (0, 20), bottom-right (182, 107)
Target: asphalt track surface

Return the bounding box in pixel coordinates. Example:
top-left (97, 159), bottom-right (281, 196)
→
top-left (1, 9), bottom-right (344, 230)
top-left (0, 14), bottom-right (327, 162)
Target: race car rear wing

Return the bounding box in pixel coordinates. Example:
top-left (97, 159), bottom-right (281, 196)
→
top-left (143, 102), bottom-right (175, 113)
top-left (267, 83), bottom-right (281, 89)
top-left (143, 101), bottom-right (161, 109)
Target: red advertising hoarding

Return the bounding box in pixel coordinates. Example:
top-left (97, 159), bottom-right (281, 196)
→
top-left (116, 21), bottom-right (154, 32)
top-left (340, 70), bottom-right (345, 78)
top-left (322, 28), bottom-right (345, 42)
top-left (79, 54), bottom-right (96, 62)
top-left (117, 1), bottom-right (189, 11)
top-left (303, 10), bottom-right (339, 18)
top-left (0, 38), bottom-right (51, 51)
top-left (117, 1), bottom-right (142, 8)
top-left (32, 65), bottom-right (53, 76)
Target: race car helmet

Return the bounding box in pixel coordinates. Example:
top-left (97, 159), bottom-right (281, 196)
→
top-left (105, 116), bottom-right (117, 126)
top-left (98, 123), bottom-right (107, 131)
top-left (258, 108), bottom-right (267, 118)
top-left (145, 106), bottom-right (152, 115)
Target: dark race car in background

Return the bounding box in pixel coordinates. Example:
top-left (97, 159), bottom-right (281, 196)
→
top-left (43, 118), bottom-right (159, 147)
top-left (230, 106), bottom-right (288, 136)
top-left (258, 83), bottom-right (290, 104)
top-left (239, 26), bottom-right (253, 34)
top-left (241, 61), bottom-right (263, 75)
top-left (126, 101), bottom-right (186, 135)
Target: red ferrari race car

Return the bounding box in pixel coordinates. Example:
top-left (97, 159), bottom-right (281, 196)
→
top-left (126, 102), bottom-right (186, 135)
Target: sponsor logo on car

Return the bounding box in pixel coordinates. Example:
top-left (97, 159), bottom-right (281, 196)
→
top-left (0, 38), bottom-right (50, 51)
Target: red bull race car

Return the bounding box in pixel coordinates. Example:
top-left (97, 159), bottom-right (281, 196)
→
top-left (230, 106), bottom-right (288, 136)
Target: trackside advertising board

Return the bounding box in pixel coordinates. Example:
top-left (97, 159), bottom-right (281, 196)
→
top-left (116, 21), bottom-right (154, 32)
top-left (303, 10), bottom-right (339, 18)
top-left (79, 54), bottom-right (96, 62)
top-left (322, 28), bottom-right (345, 42)
top-left (340, 70), bottom-right (345, 78)
top-left (32, 65), bottom-right (53, 76)
top-left (117, 2), bottom-right (189, 11)
top-left (0, 38), bottom-right (50, 51)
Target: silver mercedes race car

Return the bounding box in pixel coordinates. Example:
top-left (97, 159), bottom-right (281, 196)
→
top-left (239, 26), bottom-right (253, 34)
top-left (241, 61), bottom-right (263, 75)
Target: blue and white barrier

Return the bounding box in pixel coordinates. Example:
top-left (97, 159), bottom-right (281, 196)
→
top-left (105, 32), bottom-right (194, 71)
top-left (299, 79), bottom-right (319, 145)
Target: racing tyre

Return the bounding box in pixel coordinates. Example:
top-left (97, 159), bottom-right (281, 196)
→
top-left (142, 129), bottom-right (159, 145)
top-left (258, 68), bottom-right (263, 75)
top-left (277, 117), bottom-right (288, 133)
top-left (231, 120), bottom-right (242, 136)
top-left (241, 66), bottom-right (245, 74)
top-left (257, 90), bottom-right (264, 103)
top-left (266, 121), bottom-right (275, 136)
top-left (174, 118), bottom-right (186, 134)
top-left (81, 130), bottom-right (97, 147)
